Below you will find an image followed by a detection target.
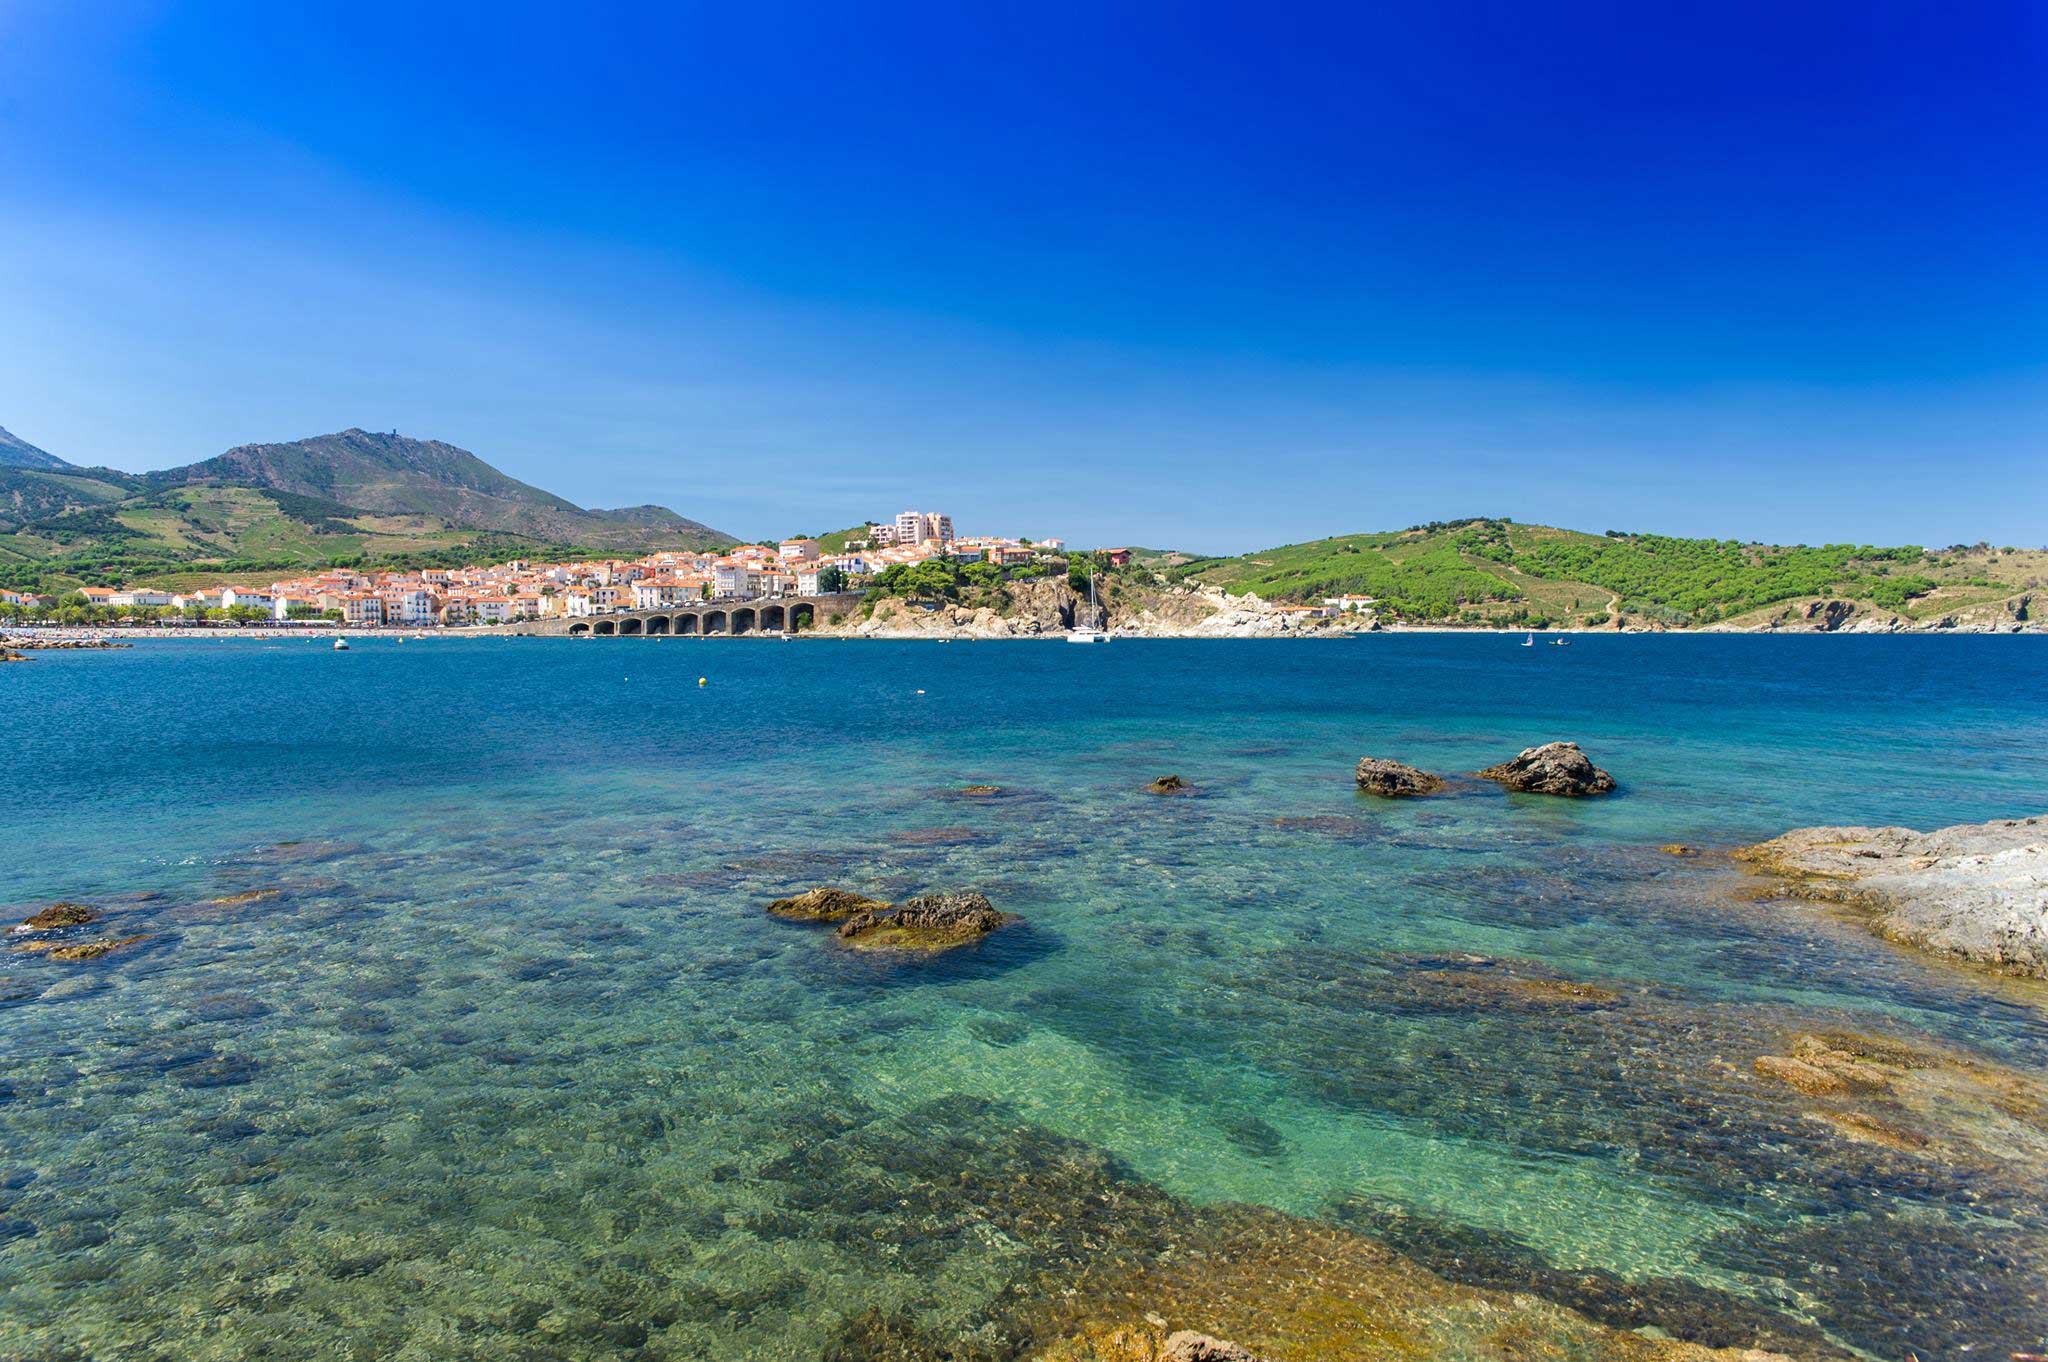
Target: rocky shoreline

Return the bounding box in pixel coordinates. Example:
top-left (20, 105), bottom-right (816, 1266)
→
top-left (1739, 814), bottom-right (2048, 978)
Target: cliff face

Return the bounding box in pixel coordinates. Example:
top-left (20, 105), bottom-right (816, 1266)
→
top-left (821, 578), bottom-right (1375, 638)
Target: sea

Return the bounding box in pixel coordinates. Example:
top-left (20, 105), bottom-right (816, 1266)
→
top-left (3, 633), bottom-right (2045, 1361)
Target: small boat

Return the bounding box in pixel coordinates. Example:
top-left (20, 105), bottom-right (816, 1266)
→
top-left (332, 638), bottom-right (350, 651)
top-left (1550, 636), bottom-right (1571, 646)
top-left (1521, 632), bottom-right (1535, 647)
top-left (1067, 569), bottom-right (1112, 643)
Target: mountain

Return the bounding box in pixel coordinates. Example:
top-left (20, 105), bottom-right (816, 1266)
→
top-left (1176, 518), bottom-right (2045, 629)
top-left (0, 425), bottom-right (735, 592)
top-left (148, 428), bottom-right (730, 548)
top-left (0, 427), bottom-right (76, 471)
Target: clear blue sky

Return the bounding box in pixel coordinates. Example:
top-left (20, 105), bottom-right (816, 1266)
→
top-left (2, 1), bottom-right (2042, 551)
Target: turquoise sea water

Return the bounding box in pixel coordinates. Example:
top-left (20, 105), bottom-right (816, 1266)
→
top-left (3, 634), bottom-right (2045, 1361)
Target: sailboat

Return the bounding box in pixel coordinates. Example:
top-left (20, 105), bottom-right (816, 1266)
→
top-left (332, 637), bottom-right (350, 651)
top-left (1521, 631), bottom-right (1535, 647)
top-left (1066, 568), bottom-right (1111, 643)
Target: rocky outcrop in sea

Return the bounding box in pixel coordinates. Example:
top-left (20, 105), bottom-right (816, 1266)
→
top-left (1354, 757), bottom-right (1443, 797)
top-left (1476, 742), bottom-right (1616, 796)
top-left (1739, 814), bottom-right (2048, 977)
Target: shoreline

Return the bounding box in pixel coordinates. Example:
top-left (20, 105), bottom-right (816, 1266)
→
top-left (8, 621), bottom-right (2047, 645)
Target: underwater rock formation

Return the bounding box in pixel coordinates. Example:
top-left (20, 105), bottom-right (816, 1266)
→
top-left (765, 887), bottom-right (891, 922)
top-left (1146, 775), bottom-right (1190, 795)
top-left (837, 891), bottom-right (1013, 953)
top-left (766, 887), bottom-right (1016, 952)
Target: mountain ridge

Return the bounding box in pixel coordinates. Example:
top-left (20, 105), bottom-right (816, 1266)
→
top-left (0, 425), bottom-right (735, 589)
top-left (0, 427), bottom-right (77, 472)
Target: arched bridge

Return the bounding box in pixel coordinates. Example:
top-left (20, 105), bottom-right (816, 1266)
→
top-left (511, 593), bottom-right (859, 638)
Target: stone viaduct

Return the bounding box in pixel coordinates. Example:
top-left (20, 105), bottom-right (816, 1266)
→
top-left (508, 593), bottom-right (860, 637)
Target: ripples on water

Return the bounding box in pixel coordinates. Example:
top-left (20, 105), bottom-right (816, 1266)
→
top-left (2, 635), bottom-right (2046, 1360)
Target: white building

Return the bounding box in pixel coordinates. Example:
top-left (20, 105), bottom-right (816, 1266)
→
top-left (893, 511), bottom-right (954, 546)
top-left (341, 595), bottom-right (385, 626)
top-left (712, 563), bottom-right (757, 599)
top-left (778, 538), bottom-right (820, 563)
top-left (109, 589), bottom-right (173, 608)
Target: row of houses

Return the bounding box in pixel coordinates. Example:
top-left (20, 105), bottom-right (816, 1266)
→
top-left (51, 517), bottom-right (1085, 626)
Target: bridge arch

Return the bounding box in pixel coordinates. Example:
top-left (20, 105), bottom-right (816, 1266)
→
top-left (646, 614), bottom-right (670, 635)
top-left (731, 607), bottom-right (756, 635)
top-left (568, 621), bottom-right (591, 635)
top-left (759, 603), bottom-right (786, 631)
top-left (619, 617), bottom-right (643, 635)
top-left (594, 619), bottom-right (616, 636)
top-left (790, 603), bottom-right (815, 632)
top-left (676, 612), bottom-right (698, 635)
top-left (703, 610), bottom-right (727, 635)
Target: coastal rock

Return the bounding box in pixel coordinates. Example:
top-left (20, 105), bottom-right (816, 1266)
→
top-left (1659, 844), bottom-right (1702, 857)
top-left (1476, 741), bottom-right (1616, 796)
top-left (1353, 757), bottom-right (1443, 797)
top-left (46, 934), bottom-right (147, 962)
top-left (1738, 815), bottom-right (2048, 977)
top-left (15, 903), bottom-right (96, 931)
top-left (0, 649), bottom-right (26, 663)
top-left (836, 890), bottom-right (1014, 953)
top-left (1162, 1333), bottom-right (1266, 1362)
top-left (1145, 775), bottom-right (1189, 795)
top-left (765, 887), bottom-right (890, 922)
top-left (1803, 599), bottom-right (1855, 632)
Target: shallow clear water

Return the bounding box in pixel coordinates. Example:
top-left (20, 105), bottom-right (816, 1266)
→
top-left (3, 635), bottom-right (2045, 1361)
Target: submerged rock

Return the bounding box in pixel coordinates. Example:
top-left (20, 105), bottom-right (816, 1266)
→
top-left (206, 889), bottom-right (281, 908)
top-left (1738, 814), bottom-right (2048, 977)
top-left (1146, 775), bottom-right (1189, 795)
top-left (955, 784), bottom-right (1003, 797)
top-left (15, 902), bottom-right (96, 931)
top-left (1476, 741), bottom-right (1616, 796)
top-left (1162, 1332), bottom-right (1266, 1362)
top-left (1659, 843), bottom-right (1702, 857)
top-left (1353, 757), bottom-right (1444, 797)
top-left (765, 887), bottom-right (891, 922)
top-left (46, 934), bottom-right (147, 962)
top-left (836, 891), bottom-right (1015, 953)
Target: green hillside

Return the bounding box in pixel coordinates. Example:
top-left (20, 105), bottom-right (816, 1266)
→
top-left (0, 424), bottom-right (739, 593)
top-left (150, 428), bottom-right (731, 549)
top-left (1178, 519), bottom-right (2043, 627)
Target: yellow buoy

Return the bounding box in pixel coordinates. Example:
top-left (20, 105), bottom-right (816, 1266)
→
top-left (698, 677), bottom-right (707, 687)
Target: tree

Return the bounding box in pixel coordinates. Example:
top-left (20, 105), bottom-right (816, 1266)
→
top-left (816, 565), bottom-right (845, 594)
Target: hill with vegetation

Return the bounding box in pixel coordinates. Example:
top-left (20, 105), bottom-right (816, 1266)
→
top-left (1177, 519), bottom-right (2044, 629)
top-left (0, 425), bottom-right (735, 593)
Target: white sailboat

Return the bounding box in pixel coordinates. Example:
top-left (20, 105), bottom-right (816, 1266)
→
top-left (1067, 568), bottom-right (1111, 643)
top-left (1521, 631), bottom-right (1535, 647)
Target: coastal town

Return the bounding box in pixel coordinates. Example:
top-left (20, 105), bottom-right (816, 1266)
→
top-left (0, 511), bottom-right (1107, 629)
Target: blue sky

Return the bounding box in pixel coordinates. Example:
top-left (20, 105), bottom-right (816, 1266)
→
top-left (2, 1), bottom-right (2042, 551)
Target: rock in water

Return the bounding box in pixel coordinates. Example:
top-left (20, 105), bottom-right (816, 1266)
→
top-left (765, 887), bottom-right (891, 921)
top-left (1353, 757), bottom-right (1443, 797)
top-left (16, 902), bottom-right (96, 931)
top-left (1163, 1333), bottom-right (1268, 1362)
top-left (1476, 742), bottom-right (1616, 796)
top-left (47, 935), bottom-right (147, 962)
top-left (1739, 814), bottom-right (2048, 977)
top-left (836, 890), bottom-right (1014, 953)
top-left (1146, 775), bottom-right (1189, 795)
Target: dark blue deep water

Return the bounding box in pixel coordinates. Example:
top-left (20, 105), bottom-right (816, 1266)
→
top-left (3, 634), bottom-right (2045, 1360)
